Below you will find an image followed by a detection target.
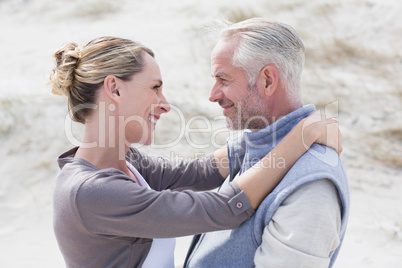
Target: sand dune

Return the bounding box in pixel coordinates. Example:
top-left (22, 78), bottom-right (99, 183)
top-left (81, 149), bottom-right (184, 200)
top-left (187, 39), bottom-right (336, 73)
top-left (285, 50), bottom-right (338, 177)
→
top-left (0, 0), bottom-right (401, 267)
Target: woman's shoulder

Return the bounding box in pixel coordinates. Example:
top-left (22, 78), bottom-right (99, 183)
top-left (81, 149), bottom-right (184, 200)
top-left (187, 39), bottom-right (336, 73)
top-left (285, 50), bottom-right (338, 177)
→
top-left (57, 152), bottom-right (134, 192)
top-left (61, 161), bottom-right (142, 209)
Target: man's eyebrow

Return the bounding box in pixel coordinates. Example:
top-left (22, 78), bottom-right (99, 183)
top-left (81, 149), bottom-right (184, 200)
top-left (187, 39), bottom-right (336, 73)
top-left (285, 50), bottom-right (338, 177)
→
top-left (212, 71), bottom-right (225, 78)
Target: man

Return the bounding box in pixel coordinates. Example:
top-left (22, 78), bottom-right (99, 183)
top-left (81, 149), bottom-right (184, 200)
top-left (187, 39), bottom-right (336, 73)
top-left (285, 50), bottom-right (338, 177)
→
top-left (184, 18), bottom-right (349, 268)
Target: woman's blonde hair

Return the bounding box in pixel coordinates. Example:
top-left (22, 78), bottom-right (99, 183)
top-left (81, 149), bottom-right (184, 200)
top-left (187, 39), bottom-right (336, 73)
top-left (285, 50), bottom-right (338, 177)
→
top-left (49, 36), bottom-right (154, 123)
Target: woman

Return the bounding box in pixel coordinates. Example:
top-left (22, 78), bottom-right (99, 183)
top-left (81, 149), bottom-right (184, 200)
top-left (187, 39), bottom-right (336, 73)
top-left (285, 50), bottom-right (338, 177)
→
top-left (49, 36), bottom-right (341, 268)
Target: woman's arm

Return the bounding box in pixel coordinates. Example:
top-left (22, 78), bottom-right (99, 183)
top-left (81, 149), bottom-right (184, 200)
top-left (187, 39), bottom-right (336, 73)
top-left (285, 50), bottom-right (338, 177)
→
top-left (77, 115), bottom-right (341, 239)
top-left (233, 114), bottom-right (341, 209)
top-left (213, 113), bottom-right (342, 180)
top-left (127, 149), bottom-right (225, 191)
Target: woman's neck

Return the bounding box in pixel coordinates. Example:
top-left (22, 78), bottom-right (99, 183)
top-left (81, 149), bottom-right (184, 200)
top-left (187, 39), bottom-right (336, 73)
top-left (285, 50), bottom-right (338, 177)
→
top-left (75, 146), bottom-right (140, 184)
top-left (74, 117), bottom-right (130, 172)
top-left (75, 146), bottom-right (126, 170)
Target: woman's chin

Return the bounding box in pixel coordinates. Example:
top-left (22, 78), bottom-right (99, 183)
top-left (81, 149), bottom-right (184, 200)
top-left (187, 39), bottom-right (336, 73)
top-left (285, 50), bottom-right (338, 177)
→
top-left (138, 135), bottom-right (153, 146)
top-left (128, 126), bottom-right (154, 146)
top-left (143, 139), bottom-right (152, 146)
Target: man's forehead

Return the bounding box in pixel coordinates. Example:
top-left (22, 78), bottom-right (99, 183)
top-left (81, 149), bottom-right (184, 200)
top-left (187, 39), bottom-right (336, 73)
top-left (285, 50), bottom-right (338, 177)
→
top-left (212, 38), bottom-right (237, 58)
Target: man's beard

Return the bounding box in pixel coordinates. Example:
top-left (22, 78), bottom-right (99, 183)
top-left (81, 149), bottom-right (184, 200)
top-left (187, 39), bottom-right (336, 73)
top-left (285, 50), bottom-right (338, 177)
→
top-left (225, 86), bottom-right (270, 130)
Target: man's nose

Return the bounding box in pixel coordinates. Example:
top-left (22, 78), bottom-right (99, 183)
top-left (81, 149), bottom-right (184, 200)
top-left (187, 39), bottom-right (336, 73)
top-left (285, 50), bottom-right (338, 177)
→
top-left (209, 82), bottom-right (224, 102)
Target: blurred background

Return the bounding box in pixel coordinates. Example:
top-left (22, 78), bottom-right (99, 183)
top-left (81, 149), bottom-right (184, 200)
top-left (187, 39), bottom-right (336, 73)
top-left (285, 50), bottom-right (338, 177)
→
top-left (0, 0), bottom-right (401, 267)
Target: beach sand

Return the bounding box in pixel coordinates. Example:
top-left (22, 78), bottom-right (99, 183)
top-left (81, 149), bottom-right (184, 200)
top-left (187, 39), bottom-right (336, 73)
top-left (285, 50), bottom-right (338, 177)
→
top-left (0, 0), bottom-right (401, 267)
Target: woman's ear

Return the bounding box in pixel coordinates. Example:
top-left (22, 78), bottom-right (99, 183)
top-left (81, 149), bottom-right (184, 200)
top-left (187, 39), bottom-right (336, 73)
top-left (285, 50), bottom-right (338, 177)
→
top-left (258, 65), bottom-right (279, 97)
top-left (103, 75), bottom-right (121, 103)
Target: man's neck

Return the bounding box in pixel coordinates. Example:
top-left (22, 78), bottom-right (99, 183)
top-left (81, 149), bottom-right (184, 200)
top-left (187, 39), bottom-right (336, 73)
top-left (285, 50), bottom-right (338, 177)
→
top-left (267, 86), bottom-right (303, 124)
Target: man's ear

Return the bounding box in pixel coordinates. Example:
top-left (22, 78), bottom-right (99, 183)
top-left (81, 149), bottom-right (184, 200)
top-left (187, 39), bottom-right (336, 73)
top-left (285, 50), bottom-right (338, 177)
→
top-left (258, 65), bottom-right (279, 97)
top-left (103, 75), bottom-right (121, 103)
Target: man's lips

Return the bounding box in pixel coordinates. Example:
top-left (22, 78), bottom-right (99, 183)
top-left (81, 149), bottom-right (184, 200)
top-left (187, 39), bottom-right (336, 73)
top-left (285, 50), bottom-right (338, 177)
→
top-left (219, 100), bottom-right (235, 114)
top-left (222, 105), bottom-right (234, 114)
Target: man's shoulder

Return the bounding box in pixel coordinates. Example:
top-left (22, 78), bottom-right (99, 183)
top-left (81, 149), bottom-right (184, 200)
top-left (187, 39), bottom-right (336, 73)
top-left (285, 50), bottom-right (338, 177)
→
top-left (278, 143), bottom-right (348, 199)
top-left (256, 143), bottom-right (348, 212)
top-left (290, 143), bottom-right (346, 178)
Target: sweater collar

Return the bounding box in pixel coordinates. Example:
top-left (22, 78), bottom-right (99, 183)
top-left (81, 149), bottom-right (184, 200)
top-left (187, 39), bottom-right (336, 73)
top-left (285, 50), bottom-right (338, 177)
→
top-left (57, 147), bottom-right (79, 169)
top-left (245, 104), bottom-right (315, 149)
top-left (240, 104), bottom-right (315, 172)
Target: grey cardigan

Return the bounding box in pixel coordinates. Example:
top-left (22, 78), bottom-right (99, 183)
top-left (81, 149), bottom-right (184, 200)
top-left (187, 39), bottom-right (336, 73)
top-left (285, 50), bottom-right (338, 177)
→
top-left (53, 147), bottom-right (254, 268)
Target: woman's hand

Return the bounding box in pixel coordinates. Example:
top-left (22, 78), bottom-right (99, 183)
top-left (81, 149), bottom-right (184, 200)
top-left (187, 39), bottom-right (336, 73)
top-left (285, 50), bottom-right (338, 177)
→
top-left (301, 111), bottom-right (343, 154)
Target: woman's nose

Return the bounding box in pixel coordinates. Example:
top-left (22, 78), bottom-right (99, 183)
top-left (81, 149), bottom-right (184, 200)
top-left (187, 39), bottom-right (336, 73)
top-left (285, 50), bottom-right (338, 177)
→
top-left (159, 94), bottom-right (171, 113)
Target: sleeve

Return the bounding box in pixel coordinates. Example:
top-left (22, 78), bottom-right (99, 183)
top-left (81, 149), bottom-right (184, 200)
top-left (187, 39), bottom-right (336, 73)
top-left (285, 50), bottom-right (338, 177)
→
top-left (76, 171), bottom-right (254, 239)
top-left (126, 148), bottom-right (225, 192)
top-left (254, 179), bottom-right (342, 268)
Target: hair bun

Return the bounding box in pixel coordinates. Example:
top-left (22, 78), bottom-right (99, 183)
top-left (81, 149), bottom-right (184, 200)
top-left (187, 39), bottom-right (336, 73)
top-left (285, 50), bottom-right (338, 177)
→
top-left (49, 42), bottom-right (82, 96)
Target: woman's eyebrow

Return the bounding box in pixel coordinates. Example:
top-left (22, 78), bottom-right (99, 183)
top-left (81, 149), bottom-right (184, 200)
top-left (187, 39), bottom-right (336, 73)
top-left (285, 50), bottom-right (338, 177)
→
top-left (153, 79), bottom-right (163, 86)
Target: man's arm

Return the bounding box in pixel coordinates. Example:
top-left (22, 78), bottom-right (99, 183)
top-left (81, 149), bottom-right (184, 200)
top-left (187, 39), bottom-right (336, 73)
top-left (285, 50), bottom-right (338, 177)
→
top-left (213, 147), bottom-right (231, 179)
top-left (254, 179), bottom-right (342, 268)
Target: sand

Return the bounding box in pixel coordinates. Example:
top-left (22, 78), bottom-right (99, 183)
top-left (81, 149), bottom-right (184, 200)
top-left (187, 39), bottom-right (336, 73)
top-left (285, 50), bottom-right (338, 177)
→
top-left (0, 0), bottom-right (401, 267)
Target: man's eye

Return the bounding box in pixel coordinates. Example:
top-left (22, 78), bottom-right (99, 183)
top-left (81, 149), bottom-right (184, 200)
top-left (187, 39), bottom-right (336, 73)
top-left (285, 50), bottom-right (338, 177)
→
top-left (152, 85), bottom-right (161, 91)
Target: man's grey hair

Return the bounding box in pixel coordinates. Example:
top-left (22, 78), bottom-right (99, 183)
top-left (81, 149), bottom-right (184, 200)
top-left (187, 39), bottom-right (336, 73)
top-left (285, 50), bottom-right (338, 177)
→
top-left (216, 18), bottom-right (305, 97)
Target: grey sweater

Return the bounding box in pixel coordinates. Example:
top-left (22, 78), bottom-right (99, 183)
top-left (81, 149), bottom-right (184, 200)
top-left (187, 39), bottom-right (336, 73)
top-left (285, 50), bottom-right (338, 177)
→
top-left (53, 147), bottom-right (254, 268)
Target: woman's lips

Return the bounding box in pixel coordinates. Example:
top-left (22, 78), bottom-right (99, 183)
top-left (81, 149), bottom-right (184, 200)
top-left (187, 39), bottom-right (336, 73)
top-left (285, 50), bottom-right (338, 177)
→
top-left (148, 115), bottom-right (159, 124)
